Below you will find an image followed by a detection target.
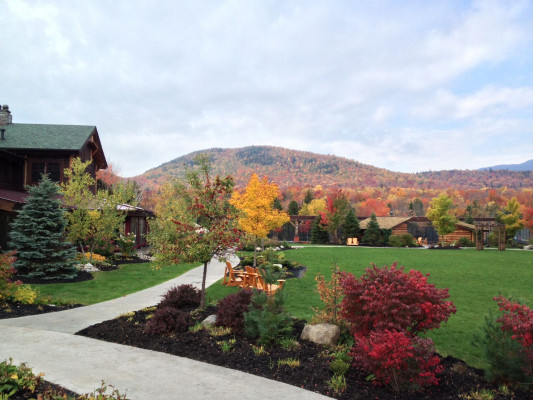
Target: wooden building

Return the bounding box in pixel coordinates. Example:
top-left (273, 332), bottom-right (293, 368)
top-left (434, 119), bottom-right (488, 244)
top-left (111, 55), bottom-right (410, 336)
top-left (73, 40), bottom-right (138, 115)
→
top-left (359, 216), bottom-right (414, 236)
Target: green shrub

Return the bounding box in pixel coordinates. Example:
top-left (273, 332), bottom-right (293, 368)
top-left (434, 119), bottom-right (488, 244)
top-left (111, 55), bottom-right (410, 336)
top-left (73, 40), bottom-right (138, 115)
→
top-left (329, 358), bottom-right (350, 376)
top-left (472, 310), bottom-right (531, 386)
top-left (244, 290), bottom-right (293, 346)
top-left (458, 237), bottom-right (475, 247)
top-left (12, 285), bottom-right (38, 305)
top-left (0, 358), bottom-right (40, 397)
top-left (389, 233), bottom-right (416, 247)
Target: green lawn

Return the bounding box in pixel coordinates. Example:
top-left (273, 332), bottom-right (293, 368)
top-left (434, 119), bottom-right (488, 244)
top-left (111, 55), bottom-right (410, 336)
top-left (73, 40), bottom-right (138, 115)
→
top-left (34, 261), bottom-right (199, 305)
top-left (206, 246), bottom-right (533, 369)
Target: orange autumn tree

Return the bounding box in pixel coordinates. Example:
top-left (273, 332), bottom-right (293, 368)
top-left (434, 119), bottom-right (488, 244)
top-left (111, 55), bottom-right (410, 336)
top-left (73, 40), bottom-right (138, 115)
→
top-left (230, 174), bottom-right (290, 266)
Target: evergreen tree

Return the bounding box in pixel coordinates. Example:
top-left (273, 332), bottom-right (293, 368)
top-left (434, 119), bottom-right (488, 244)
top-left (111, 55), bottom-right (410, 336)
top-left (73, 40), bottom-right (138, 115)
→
top-left (341, 208), bottom-right (361, 244)
top-left (288, 200), bottom-right (300, 215)
top-left (304, 189), bottom-right (314, 205)
top-left (273, 198), bottom-right (283, 211)
top-left (311, 216), bottom-right (329, 244)
top-left (362, 213), bottom-right (382, 246)
top-left (9, 175), bottom-right (77, 280)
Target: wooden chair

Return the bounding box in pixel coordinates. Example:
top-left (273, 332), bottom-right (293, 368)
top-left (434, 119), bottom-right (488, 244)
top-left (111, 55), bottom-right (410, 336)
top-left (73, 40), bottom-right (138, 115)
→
top-left (347, 237), bottom-right (358, 246)
top-left (255, 267), bottom-right (285, 295)
top-left (244, 265), bottom-right (258, 289)
top-left (222, 261), bottom-right (247, 287)
top-left (347, 238), bottom-right (353, 245)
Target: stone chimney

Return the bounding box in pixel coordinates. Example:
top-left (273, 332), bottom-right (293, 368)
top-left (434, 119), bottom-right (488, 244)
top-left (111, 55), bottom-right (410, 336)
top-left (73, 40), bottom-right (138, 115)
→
top-left (0, 105), bottom-right (12, 126)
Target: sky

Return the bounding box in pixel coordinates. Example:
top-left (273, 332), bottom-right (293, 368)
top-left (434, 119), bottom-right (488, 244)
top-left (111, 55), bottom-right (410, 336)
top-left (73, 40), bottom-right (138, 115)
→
top-left (1, 0), bottom-right (532, 177)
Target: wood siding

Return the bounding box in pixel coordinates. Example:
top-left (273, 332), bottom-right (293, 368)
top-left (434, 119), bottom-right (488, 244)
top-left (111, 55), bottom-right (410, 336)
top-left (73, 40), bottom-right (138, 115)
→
top-left (442, 226), bottom-right (475, 244)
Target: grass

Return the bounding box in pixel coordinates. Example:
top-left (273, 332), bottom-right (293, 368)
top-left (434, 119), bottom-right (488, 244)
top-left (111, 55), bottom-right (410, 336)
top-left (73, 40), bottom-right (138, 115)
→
top-left (206, 246), bottom-right (533, 369)
top-left (34, 261), bottom-right (199, 305)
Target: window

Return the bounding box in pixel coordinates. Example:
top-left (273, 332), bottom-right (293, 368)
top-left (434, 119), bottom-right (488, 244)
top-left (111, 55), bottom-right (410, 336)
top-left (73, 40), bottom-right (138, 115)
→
top-left (30, 160), bottom-right (63, 184)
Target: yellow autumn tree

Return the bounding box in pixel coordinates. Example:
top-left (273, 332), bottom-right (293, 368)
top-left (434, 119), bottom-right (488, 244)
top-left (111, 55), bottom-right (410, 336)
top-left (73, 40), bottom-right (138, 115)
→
top-left (299, 198), bottom-right (326, 216)
top-left (230, 173), bottom-right (290, 266)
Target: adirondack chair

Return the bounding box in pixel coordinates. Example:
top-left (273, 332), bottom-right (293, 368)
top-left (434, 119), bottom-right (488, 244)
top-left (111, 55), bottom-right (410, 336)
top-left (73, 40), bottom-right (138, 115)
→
top-left (244, 266), bottom-right (259, 289)
top-left (347, 238), bottom-right (353, 245)
top-left (254, 267), bottom-right (285, 295)
top-left (222, 261), bottom-right (247, 287)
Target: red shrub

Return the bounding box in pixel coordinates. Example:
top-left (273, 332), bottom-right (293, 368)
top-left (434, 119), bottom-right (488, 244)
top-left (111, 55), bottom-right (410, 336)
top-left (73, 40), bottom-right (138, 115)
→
top-left (158, 284), bottom-right (201, 310)
top-left (144, 307), bottom-right (192, 335)
top-left (216, 289), bottom-right (253, 333)
top-left (340, 262), bottom-right (456, 336)
top-left (351, 330), bottom-right (442, 391)
top-left (495, 296), bottom-right (533, 377)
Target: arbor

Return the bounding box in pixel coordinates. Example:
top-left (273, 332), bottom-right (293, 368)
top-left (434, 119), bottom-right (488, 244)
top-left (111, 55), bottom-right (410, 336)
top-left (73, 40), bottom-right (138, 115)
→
top-left (342, 208), bottom-right (361, 244)
top-left (230, 174), bottom-right (289, 266)
top-left (149, 154), bottom-right (241, 308)
top-left (9, 175), bottom-right (77, 280)
top-left (426, 194), bottom-right (458, 246)
top-left (499, 198), bottom-right (524, 242)
top-left (61, 158), bottom-right (135, 261)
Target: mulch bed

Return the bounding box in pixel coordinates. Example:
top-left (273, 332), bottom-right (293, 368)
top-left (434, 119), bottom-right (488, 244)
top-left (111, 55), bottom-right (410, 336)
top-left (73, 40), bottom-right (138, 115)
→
top-left (8, 380), bottom-right (79, 400)
top-left (76, 306), bottom-right (531, 400)
top-left (0, 301), bottom-right (83, 319)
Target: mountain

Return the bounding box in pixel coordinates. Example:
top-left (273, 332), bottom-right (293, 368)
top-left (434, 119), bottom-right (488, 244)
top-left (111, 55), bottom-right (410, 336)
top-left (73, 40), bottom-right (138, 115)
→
top-left (132, 146), bottom-right (533, 191)
top-left (479, 159), bottom-right (533, 172)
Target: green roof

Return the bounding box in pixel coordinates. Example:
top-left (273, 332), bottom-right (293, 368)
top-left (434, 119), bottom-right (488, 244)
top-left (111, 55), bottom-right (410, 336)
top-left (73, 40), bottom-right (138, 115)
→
top-left (0, 123), bottom-right (96, 150)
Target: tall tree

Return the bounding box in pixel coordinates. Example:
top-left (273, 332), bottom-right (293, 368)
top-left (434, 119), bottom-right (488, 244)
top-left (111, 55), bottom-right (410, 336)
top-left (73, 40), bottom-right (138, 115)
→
top-left (288, 200), bottom-right (300, 215)
top-left (299, 198), bottom-right (326, 216)
top-left (362, 213), bottom-right (384, 246)
top-left (273, 198), bottom-right (283, 211)
top-left (304, 189), bottom-right (314, 204)
top-left (61, 158), bottom-right (135, 262)
top-left (148, 154), bottom-right (241, 308)
top-left (499, 198), bottom-right (524, 242)
top-left (230, 173), bottom-right (289, 266)
top-left (342, 208), bottom-right (361, 244)
top-left (408, 198), bottom-right (425, 216)
top-left (320, 190), bottom-right (351, 244)
top-left (310, 216), bottom-right (329, 244)
top-left (426, 194), bottom-right (458, 246)
top-left (9, 175), bottom-right (77, 280)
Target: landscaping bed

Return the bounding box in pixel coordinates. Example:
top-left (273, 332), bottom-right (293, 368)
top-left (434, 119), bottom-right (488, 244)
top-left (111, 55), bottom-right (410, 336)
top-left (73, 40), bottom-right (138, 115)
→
top-left (76, 306), bottom-right (529, 400)
top-left (0, 301), bottom-right (82, 319)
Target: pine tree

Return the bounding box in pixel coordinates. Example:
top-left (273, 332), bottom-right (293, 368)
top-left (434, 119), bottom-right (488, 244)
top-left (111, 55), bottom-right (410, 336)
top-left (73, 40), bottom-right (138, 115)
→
top-left (304, 189), bottom-right (314, 205)
top-left (342, 209), bottom-right (361, 244)
top-left (311, 216), bottom-right (329, 244)
top-left (288, 200), bottom-right (300, 215)
top-left (362, 213), bottom-right (381, 246)
top-left (9, 175), bottom-right (77, 280)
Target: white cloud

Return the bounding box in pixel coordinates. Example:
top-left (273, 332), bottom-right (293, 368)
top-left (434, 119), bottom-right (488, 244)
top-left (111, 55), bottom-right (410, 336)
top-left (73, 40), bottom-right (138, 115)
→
top-left (0, 0), bottom-right (532, 176)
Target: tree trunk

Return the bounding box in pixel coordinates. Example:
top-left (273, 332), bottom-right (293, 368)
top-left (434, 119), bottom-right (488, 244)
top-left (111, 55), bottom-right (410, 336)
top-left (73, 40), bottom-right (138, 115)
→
top-left (253, 246), bottom-right (257, 267)
top-left (200, 260), bottom-right (208, 309)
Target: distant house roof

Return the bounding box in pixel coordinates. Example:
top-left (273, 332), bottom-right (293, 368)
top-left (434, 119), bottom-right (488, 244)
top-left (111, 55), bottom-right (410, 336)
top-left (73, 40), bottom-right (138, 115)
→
top-left (456, 221), bottom-right (476, 231)
top-left (360, 216), bottom-right (413, 230)
top-left (0, 123), bottom-right (107, 169)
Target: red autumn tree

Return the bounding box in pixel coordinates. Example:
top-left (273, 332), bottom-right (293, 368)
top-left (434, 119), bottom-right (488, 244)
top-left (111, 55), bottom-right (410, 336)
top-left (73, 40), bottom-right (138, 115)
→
top-left (148, 154), bottom-right (241, 308)
top-left (357, 198), bottom-right (390, 217)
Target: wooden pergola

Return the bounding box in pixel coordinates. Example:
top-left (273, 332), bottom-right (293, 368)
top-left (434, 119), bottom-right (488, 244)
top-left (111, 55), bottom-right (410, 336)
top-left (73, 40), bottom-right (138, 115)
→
top-left (474, 220), bottom-right (506, 251)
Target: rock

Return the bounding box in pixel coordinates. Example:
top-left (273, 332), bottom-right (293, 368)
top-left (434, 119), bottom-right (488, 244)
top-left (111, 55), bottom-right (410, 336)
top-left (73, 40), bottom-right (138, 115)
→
top-left (301, 323), bottom-right (340, 346)
top-left (524, 245), bottom-right (533, 251)
top-left (256, 247), bottom-right (262, 252)
top-left (202, 314), bottom-right (217, 327)
top-left (275, 247), bottom-right (281, 251)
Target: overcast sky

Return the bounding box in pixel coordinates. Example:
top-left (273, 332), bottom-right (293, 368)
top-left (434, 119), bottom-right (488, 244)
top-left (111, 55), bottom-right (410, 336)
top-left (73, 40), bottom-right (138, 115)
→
top-left (1, 1), bottom-right (532, 177)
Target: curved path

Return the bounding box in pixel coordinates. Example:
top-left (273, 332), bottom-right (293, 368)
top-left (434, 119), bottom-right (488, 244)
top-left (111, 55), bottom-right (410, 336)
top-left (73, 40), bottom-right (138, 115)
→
top-left (0, 257), bottom-right (331, 400)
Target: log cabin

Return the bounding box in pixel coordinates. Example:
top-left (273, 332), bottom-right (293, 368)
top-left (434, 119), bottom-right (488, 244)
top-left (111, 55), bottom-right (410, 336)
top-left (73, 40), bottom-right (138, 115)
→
top-left (0, 105), bottom-right (151, 250)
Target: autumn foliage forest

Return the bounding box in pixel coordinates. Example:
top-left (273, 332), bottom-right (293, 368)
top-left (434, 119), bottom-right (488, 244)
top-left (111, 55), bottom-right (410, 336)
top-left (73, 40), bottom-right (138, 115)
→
top-left (120, 146), bottom-right (532, 228)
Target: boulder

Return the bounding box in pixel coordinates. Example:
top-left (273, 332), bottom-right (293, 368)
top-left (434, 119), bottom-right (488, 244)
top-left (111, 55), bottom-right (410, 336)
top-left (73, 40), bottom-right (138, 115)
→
top-left (301, 323), bottom-right (340, 346)
top-left (202, 314), bottom-right (217, 327)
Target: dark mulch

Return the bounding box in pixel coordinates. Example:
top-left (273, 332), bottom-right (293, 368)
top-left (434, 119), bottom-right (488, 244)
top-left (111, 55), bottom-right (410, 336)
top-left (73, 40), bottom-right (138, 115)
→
top-left (0, 301), bottom-right (83, 319)
top-left (9, 380), bottom-right (79, 400)
top-left (14, 270), bottom-right (94, 285)
top-left (77, 307), bottom-right (531, 400)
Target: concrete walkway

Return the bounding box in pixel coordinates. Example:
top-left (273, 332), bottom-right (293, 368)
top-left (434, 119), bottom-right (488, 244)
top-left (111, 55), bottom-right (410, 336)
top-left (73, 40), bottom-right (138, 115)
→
top-left (0, 256), bottom-right (331, 400)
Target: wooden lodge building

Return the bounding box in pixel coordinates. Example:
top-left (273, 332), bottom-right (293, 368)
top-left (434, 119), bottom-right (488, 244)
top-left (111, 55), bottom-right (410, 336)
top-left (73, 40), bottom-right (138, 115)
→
top-left (0, 105), bottom-right (151, 249)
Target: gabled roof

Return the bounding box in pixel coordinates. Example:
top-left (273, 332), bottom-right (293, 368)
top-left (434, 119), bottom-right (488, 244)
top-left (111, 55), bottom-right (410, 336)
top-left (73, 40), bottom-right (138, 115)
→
top-left (0, 123), bottom-right (107, 169)
top-left (0, 123), bottom-right (96, 150)
top-left (360, 216), bottom-right (413, 230)
top-left (456, 221), bottom-right (476, 231)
